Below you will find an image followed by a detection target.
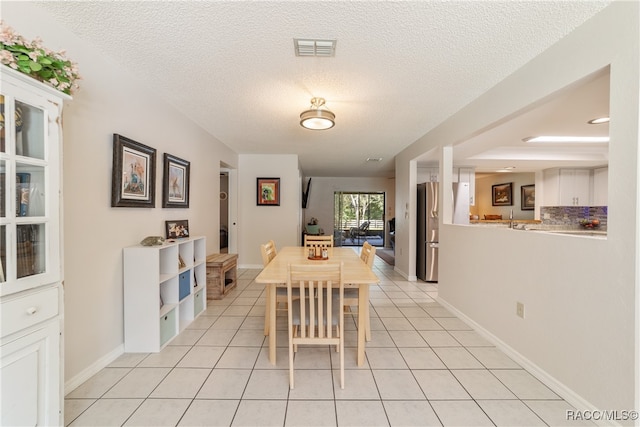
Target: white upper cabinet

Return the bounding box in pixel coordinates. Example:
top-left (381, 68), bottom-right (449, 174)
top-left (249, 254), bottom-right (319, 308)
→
top-left (542, 168), bottom-right (593, 206)
top-left (1, 66), bottom-right (69, 296)
top-left (592, 167), bottom-right (608, 206)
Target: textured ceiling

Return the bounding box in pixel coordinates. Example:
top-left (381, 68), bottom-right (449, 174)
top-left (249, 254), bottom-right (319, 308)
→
top-left (34, 1), bottom-right (610, 177)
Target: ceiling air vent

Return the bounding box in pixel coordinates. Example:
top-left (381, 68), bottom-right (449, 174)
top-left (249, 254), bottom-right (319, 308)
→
top-left (294, 39), bottom-right (337, 57)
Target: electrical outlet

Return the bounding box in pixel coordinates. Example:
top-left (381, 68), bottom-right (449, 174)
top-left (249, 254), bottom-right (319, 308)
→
top-left (516, 302), bottom-right (525, 319)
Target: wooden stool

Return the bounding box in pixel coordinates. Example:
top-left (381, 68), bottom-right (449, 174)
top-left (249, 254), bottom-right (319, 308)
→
top-left (206, 253), bottom-right (238, 300)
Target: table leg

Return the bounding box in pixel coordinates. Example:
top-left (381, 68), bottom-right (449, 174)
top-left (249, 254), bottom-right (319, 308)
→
top-left (268, 284), bottom-right (277, 364)
top-left (364, 294), bottom-right (371, 342)
top-left (357, 284), bottom-right (369, 366)
top-left (264, 286), bottom-right (271, 336)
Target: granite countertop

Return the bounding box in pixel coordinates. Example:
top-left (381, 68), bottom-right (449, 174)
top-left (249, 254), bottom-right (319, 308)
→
top-left (468, 220), bottom-right (607, 238)
top-left (470, 219), bottom-right (542, 225)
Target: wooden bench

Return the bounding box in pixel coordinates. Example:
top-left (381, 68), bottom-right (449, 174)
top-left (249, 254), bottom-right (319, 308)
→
top-left (206, 253), bottom-right (238, 300)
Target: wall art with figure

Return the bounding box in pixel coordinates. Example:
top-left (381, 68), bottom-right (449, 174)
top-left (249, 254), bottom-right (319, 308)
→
top-left (257, 177), bottom-right (280, 206)
top-left (162, 153), bottom-right (190, 208)
top-left (111, 134), bottom-right (156, 208)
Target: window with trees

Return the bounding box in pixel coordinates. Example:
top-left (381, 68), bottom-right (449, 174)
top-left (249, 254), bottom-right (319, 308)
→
top-left (334, 192), bottom-right (385, 247)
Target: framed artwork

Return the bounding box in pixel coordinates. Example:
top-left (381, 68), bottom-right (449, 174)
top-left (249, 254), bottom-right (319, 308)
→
top-left (165, 220), bottom-right (189, 239)
top-left (492, 182), bottom-right (513, 206)
top-left (257, 177), bottom-right (280, 206)
top-left (162, 153), bottom-right (190, 208)
top-left (111, 134), bottom-right (156, 208)
top-left (521, 184), bottom-right (535, 210)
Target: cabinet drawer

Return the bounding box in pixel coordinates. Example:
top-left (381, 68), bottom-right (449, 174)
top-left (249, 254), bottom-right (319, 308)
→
top-left (159, 308), bottom-right (177, 347)
top-left (194, 289), bottom-right (205, 316)
top-left (1, 287), bottom-right (59, 338)
top-left (179, 270), bottom-right (190, 301)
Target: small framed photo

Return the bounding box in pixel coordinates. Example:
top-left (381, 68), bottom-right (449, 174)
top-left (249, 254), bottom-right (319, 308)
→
top-left (257, 177), bottom-right (280, 206)
top-left (111, 134), bottom-right (156, 208)
top-left (162, 153), bottom-right (190, 208)
top-left (521, 185), bottom-right (535, 210)
top-left (165, 220), bottom-right (189, 239)
top-left (492, 182), bottom-right (513, 206)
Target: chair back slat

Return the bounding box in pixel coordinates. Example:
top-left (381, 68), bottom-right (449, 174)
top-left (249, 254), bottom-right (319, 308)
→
top-left (286, 262), bottom-right (344, 389)
top-left (260, 240), bottom-right (277, 267)
top-left (360, 242), bottom-right (376, 268)
top-left (304, 235), bottom-right (334, 248)
top-left (287, 263), bottom-right (343, 339)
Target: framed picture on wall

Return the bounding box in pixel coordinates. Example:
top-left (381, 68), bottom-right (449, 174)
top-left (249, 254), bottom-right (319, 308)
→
top-left (162, 153), bottom-right (190, 208)
top-left (521, 184), bottom-right (535, 210)
top-left (492, 182), bottom-right (513, 206)
top-left (165, 219), bottom-right (189, 239)
top-left (111, 134), bottom-right (156, 208)
top-left (257, 177), bottom-right (280, 206)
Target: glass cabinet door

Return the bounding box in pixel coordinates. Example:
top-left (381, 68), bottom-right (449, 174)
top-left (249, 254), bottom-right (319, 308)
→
top-left (0, 73), bottom-right (63, 295)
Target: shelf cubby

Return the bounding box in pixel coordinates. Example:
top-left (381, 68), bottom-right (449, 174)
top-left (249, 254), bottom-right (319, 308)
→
top-left (124, 236), bottom-right (206, 352)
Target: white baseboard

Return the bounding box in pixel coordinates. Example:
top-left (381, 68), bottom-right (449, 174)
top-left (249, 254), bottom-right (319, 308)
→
top-left (436, 297), bottom-right (619, 427)
top-left (64, 344), bottom-right (124, 396)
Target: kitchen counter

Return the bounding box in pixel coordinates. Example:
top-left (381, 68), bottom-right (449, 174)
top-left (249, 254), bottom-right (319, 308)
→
top-left (519, 226), bottom-right (606, 238)
top-left (468, 220), bottom-right (607, 238)
top-left (470, 219), bottom-right (542, 226)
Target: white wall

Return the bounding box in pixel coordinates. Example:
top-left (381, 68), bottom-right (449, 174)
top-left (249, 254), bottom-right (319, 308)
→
top-left (303, 176), bottom-right (396, 247)
top-left (3, 3), bottom-right (239, 389)
top-left (396, 2), bottom-right (638, 415)
top-left (237, 154), bottom-right (300, 267)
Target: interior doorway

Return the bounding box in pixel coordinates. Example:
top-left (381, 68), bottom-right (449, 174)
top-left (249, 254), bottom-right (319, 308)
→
top-left (220, 171), bottom-right (229, 253)
top-left (334, 192), bottom-right (385, 247)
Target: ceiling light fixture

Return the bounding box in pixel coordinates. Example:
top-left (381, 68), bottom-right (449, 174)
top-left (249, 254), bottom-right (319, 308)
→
top-left (588, 117), bottom-right (610, 124)
top-left (300, 97), bottom-right (335, 130)
top-left (523, 136), bottom-right (609, 143)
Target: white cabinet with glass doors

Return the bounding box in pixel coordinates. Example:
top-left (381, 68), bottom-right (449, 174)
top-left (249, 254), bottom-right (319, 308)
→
top-left (0, 66), bottom-right (68, 426)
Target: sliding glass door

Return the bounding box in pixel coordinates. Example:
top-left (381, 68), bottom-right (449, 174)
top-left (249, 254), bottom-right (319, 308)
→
top-left (334, 192), bottom-right (385, 247)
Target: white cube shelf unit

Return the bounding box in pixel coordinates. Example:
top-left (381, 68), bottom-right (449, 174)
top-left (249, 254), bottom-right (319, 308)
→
top-left (123, 236), bottom-right (206, 352)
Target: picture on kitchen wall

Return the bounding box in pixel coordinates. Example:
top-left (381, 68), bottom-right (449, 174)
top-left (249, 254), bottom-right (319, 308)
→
top-left (162, 153), bottom-right (190, 208)
top-left (492, 182), bottom-right (513, 206)
top-left (111, 134), bottom-right (156, 208)
top-left (257, 177), bottom-right (280, 206)
top-left (521, 184), bottom-right (535, 210)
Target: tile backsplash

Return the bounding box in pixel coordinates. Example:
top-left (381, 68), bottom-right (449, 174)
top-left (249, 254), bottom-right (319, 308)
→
top-left (540, 206), bottom-right (607, 230)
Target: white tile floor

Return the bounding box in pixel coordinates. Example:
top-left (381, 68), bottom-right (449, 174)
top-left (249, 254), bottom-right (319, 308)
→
top-left (65, 255), bottom-right (595, 426)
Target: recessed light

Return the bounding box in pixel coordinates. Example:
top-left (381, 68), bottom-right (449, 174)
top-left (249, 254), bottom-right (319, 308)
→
top-left (588, 117), bottom-right (610, 124)
top-left (523, 136), bottom-right (609, 143)
top-left (366, 157), bottom-right (382, 162)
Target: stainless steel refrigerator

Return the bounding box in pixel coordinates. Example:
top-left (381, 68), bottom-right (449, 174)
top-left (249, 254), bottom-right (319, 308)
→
top-left (417, 182), bottom-right (438, 282)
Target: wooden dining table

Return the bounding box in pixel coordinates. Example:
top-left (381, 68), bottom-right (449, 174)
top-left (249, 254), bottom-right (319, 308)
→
top-left (254, 246), bottom-right (379, 366)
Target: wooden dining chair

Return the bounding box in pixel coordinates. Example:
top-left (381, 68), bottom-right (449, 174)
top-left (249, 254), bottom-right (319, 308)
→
top-left (260, 240), bottom-right (288, 336)
top-left (303, 234), bottom-right (334, 248)
top-left (287, 262), bottom-right (344, 389)
top-left (343, 242), bottom-right (375, 341)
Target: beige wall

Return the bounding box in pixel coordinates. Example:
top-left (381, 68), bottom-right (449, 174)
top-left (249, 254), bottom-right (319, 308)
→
top-left (396, 1), bottom-right (639, 415)
top-left (237, 154), bottom-right (301, 268)
top-left (472, 173), bottom-right (535, 220)
top-left (4, 3), bottom-right (239, 390)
